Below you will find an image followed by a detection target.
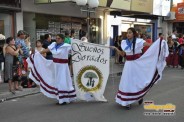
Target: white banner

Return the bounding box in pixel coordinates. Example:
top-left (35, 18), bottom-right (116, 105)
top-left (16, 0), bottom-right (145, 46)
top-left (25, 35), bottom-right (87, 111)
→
top-left (71, 39), bottom-right (110, 102)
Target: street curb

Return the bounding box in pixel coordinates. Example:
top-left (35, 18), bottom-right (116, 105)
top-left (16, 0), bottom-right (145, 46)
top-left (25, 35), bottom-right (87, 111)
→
top-left (0, 72), bottom-right (122, 103)
top-left (0, 89), bottom-right (40, 103)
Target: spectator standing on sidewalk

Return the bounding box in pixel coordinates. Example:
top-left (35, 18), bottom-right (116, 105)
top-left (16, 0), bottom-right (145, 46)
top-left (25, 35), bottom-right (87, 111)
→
top-left (4, 37), bottom-right (22, 94)
top-left (43, 34), bottom-right (53, 60)
top-left (172, 30), bottom-right (178, 42)
top-left (70, 29), bottom-right (75, 39)
top-left (35, 40), bottom-right (46, 57)
top-left (166, 36), bottom-right (179, 68)
top-left (64, 31), bottom-right (71, 44)
top-left (142, 34), bottom-right (152, 54)
top-left (0, 34), bottom-right (5, 83)
top-left (178, 44), bottom-right (184, 69)
top-left (80, 31), bottom-right (88, 42)
top-left (15, 30), bottom-right (30, 71)
top-left (114, 36), bottom-right (119, 64)
top-left (158, 33), bottom-right (164, 39)
top-left (118, 35), bottom-right (123, 64)
top-left (25, 34), bottom-right (31, 52)
top-left (65, 31), bottom-right (73, 76)
top-left (178, 33), bottom-right (183, 44)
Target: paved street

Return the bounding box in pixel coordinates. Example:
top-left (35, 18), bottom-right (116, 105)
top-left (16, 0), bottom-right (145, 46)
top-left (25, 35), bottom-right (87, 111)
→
top-left (1, 1), bottom-right (184, 122)
top-left (0, 67), bottom-right (184, 122)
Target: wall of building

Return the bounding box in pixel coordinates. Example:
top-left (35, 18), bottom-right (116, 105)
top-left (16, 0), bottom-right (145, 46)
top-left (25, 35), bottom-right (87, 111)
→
top-left (0, 13), bottom-right (12, 38)
top-left (23, 12), bottom-right (36, 48)
top-left (107, 15), bottom-right (124, 38)
top-left (21, 0), bottom-right (105, 44)
top-left (158, 17), bottom-right (173, 40)
top-left (21, 0), bottom-right (103, 19)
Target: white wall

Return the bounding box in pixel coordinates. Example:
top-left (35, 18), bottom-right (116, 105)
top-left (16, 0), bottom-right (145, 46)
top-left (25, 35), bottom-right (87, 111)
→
top-left (107, 15), bottom-right (123, 38)
top-left (16, 12), bottom-right (24, 33)
top-left (0, 13), bottom-right (12, 38)
top-left (158, 17), bottom-right (173, 40)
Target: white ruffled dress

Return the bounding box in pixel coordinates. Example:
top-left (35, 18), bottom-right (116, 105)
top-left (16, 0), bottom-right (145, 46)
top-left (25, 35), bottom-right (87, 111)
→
top-left (27, 42), bottom-right (76, 104)
top-left (116, 38), bottom-right (169, 106)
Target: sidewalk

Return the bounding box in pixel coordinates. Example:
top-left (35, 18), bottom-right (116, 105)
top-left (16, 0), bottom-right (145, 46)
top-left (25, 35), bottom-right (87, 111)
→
top-left (0, 57), bottom-right (123, 102)
top-left (109, 58), bottom-right (123, 76)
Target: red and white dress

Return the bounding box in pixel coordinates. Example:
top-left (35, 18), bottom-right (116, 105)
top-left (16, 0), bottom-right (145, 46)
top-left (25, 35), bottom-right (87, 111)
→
top-left (116, 38), bottom-right (169, 106)
top-left (27, 42), bottom-right (76, 104)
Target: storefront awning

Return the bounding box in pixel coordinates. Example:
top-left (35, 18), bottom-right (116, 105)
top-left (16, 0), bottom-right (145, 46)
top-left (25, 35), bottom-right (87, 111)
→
top-left (110, 10), bottom-right (159, 20)
top-left (0, 5), bottom-right (21, 12)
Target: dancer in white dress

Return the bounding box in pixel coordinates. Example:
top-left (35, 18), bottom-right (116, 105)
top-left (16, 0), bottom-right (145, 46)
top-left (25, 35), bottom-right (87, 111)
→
top-left (111, 28), bottom-right (168, 109)
top-left (27, 34), bottom-right (76, 104)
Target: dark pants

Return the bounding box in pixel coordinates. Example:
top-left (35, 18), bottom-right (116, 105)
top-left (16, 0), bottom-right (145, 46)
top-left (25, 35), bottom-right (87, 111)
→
top-left (179, 55), bottom-right (184, 68)
top-left (46, 55), bottom-right (53, 60)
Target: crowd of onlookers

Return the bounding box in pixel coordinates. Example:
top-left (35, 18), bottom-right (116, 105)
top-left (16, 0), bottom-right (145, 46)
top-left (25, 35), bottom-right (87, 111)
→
top-left (0, 28), bottom-right (85, 94)
top-left (166, 30), bottom-right (184, 69)
top-left (0, 30), bottom-right (33, 94)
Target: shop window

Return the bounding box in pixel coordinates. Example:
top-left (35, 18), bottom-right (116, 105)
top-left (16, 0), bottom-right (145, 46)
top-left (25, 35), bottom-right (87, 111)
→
top-left (35, 13), bottom-right (100, 43)
top-left (0, 20), bottom-right (4, 35)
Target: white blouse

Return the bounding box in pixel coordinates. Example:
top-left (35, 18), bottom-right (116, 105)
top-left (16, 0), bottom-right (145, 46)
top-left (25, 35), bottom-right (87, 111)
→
top-left (121, 38), bottom-right (145, 55)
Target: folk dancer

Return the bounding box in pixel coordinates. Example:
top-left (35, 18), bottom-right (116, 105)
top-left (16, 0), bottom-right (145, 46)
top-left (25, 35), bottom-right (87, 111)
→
top-left (27, 34), bottom-right (76, 104)
top-left (110, 28), bottom-right (169, 109)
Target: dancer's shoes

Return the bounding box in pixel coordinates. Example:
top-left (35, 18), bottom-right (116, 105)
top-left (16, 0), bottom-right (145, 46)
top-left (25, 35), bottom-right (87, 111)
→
top-left (138, 98), bottom-right (143, 105)
top-left (125, 104), bottom-right (131, 110)
top-left (56, 102), bottom-right (67, 105)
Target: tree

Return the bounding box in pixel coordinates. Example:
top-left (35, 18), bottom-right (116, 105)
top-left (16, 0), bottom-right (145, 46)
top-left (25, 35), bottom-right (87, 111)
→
top-left (84, 72), bottom-right (97, 87)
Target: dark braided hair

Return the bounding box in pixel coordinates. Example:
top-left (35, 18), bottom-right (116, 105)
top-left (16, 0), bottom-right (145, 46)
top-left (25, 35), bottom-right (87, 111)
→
top-left (56, 34), bottom-right (65, 40)
top-left (127, 28), bottom-right (137, 54)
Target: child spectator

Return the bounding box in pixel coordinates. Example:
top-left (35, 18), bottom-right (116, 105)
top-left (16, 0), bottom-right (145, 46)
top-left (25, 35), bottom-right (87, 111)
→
top-left (178, 44), bottom-right (184, 69)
